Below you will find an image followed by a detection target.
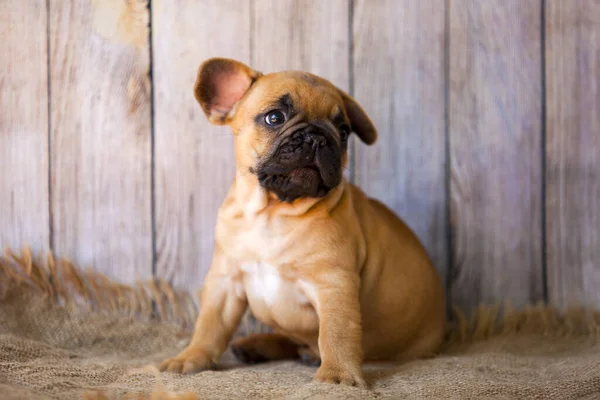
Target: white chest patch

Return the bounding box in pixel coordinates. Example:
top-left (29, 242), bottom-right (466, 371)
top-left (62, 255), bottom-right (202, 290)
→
top-left (240, 261), bottom-right (309, 307)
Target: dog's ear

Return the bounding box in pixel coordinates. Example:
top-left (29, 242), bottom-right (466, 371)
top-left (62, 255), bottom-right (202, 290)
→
top-left (194, 58), bottom-right (261, 125)
top-left (337, 89), bottom-right (377, 145)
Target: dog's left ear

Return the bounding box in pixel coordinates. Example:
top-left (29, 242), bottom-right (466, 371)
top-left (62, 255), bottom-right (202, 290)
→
top-left (337, 90), bottom-right (377, 145)
top-left (194, 58), bottom-right (261, 125)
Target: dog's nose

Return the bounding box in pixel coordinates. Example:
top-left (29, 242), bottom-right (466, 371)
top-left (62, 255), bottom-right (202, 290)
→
top-left (304, 132), bottom-right (327, 148)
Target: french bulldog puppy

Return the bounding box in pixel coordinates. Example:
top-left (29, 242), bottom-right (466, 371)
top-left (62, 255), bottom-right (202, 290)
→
top-left (160, 58), bottom-right (445, 387)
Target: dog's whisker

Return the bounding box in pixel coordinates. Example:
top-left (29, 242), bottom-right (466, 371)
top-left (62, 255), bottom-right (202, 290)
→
top-left (236, 167), bottom-right (255, 179)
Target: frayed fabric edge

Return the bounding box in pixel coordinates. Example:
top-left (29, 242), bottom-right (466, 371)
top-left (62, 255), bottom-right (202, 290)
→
top-left (1, 246), bottom-right (599, 345)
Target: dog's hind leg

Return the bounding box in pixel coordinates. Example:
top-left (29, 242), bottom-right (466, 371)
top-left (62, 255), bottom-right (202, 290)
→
top-left (230, 333), bottom-right (300, 364)
top-left (297, 346), bottom-right (321, 367)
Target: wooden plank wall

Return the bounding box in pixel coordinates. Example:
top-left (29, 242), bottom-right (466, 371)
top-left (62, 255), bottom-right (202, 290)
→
top-left (546, 0), bottom-right (600, 308)
top-left (0, 1), bottom-right (49, 257)
top-left (1, 0), bottom-right (599, 312)
top-left (449, 1), bottom-right (544, 310)
top-left (49, 0), bottom-right (153, 281)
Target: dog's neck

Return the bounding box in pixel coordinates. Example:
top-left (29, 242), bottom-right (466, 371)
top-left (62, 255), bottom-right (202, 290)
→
top-left (230, 166), bottom-right (345, 219)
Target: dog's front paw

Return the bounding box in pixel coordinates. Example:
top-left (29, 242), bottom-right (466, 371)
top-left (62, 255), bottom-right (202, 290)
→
top-left (159, 347), bottom-right (216, 374)
top-left (314, 363), bottom-right (366, 387)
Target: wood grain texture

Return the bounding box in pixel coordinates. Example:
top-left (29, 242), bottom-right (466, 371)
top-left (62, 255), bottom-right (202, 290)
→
top-left (449, 1), bottom-right (543, 310)
top-left (153, 0), bottom-right (251, 289)
top-left (352, 0), bottom-right (447, 278)
top-left (0, 1), bottom-right (49, 254)
top-left (49, 0), bottom-right (152, 282)
top-left (252, 0), bottom-right (349, 90)
top-left (546, 0), bottom-right (600, 308)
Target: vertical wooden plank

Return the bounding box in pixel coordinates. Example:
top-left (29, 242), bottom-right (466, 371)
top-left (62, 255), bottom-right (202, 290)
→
top-left (353, 1), bottom-right (447, 279)
top-left (49, 0), bottom-right (152, 281)
top-left (449, 1), bottom-right (543, 311)
top-left (153, 1), bottom-right (251, 289)
top-left (0, 1), bottom-right (49, 255)
top-left (546, 0), bottom-right (600, 308)
top-left (252, 0), bottom-right (349, 90)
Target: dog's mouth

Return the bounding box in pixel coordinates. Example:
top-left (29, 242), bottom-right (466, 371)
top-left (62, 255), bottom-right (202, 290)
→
top-left (255, 128), bottom-right (343, 203)
top-left (289, 165), bottom-right (320, 177)
top-left (257, 164), bottom-right (334, 203)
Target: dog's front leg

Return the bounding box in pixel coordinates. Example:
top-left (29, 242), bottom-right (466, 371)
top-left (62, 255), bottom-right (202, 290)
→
top-left (312, 271), bottom-right (366, 387)
top-left (160, 254), bottom-right (246, 374)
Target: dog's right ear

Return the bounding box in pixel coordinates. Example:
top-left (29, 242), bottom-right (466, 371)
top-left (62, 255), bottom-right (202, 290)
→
top-left (194, 58), bottom-right (261, 125)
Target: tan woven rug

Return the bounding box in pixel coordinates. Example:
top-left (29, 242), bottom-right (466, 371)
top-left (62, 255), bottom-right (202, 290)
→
top-left (1, 248), bottom-right (599, 399)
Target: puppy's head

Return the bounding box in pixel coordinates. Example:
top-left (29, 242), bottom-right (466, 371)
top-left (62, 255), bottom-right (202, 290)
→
top-left (194, 58), bottom-right (377, 203)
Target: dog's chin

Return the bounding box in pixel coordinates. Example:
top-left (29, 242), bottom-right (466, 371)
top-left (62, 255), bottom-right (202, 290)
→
top-left (257, 166), bottom-right (338, 203)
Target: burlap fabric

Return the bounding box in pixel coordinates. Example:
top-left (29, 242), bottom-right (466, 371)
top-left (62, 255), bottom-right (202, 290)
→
top-left (1, 249), bottom-right (599, 399)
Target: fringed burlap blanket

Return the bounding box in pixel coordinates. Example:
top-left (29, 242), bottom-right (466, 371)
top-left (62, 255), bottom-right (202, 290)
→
top-left (1, 248), bottom-right (599, 399)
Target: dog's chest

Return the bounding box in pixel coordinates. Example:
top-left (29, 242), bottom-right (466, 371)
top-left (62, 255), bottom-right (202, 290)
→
top-left (240, 261), bottom-right (310, 307)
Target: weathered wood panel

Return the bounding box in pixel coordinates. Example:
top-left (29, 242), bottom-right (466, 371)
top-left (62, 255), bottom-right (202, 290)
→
top-left (546, 0), bottom-right (600, 308)
top-left (49, 0), bottom-right (152, 281)
top-left (252, 0), bottom-right (349, 90)
top-left (449, 1), bottom-right (543, 310)
top-left (153, 0), bottom-right (251, 289)
top-left (352, 0), bottom-right (447, 279)
top-left (0, 1), bottom-right (50, 255)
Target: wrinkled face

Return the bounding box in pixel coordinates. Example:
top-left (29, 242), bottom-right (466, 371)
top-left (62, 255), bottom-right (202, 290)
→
top-left (194, 58), bottom-right (377, 203)
top-left (232, 73), bottom-right (350, 202)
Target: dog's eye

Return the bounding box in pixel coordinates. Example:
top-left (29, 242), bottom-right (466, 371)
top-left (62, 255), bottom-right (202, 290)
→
top-left (265, 110), bottom-right (286, 126)
top-left (339, 124), bottom-right (350, 140)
